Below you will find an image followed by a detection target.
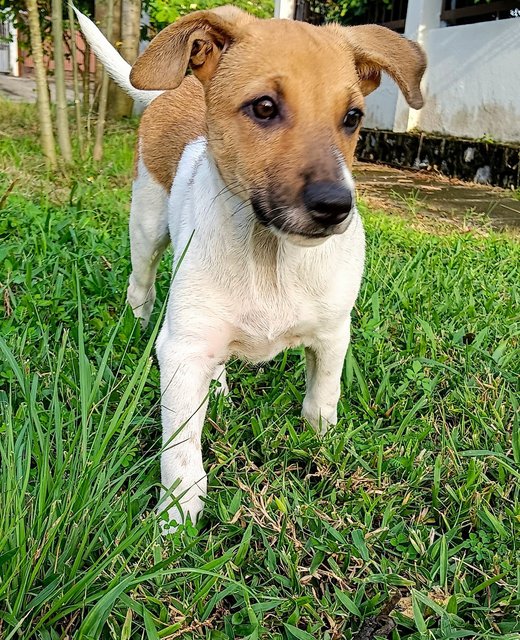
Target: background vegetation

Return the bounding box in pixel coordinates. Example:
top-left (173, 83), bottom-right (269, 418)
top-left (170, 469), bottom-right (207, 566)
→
top-left (144, 0), bottom-right (273, 29)
top-left (1, 99), bottom-right (519, 639)
top-left (299, 0), bottom-right (494, 25)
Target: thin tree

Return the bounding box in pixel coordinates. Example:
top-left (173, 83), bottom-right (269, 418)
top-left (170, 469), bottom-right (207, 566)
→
top-left (120, 0), bottom-right (142, 65)
top-left (99, 0), bottom-right (141, 119)
top-left (82, 40), bottom-right (91, 115)
top-left (68, 3), bottom-right (84, 156)
top-left (93, 0), bottom-right (114, 162)
top-left (106, 0), bottom-right (125, 118)
top-left (26, 0), bottom-right (57, 168)
top-left (118, 0), bottom-right (142, 117)
top-left (52, 0), bottom-right (73, 164)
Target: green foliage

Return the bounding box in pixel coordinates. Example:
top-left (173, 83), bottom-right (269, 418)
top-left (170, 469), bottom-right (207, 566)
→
top-left (312, 0), bottom-right (493, 24)
top-left (0, 0), bottom-right (94, 54)
top-left (1, 99), bottom-right (519, 639)
top-left (324, 0), bottom-right (391, 22)
top-left (144, 0), bottom-right (273, 31)
top-left (302, 0), bottom-right (394, 24)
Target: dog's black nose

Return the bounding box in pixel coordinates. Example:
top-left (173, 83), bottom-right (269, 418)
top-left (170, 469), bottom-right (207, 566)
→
top-left (303, 182), bottom-right (353, 226)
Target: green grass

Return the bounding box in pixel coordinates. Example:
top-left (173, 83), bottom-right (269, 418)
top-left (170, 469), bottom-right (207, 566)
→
top-left (0, 99), bottom-right (519, 639)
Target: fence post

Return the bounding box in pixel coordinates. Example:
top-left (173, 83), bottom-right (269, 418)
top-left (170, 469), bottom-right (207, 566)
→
top-left (8, 20), bottom-right (19, 76)
top-left (393, 0), bottom-right (442, 132)
top-left (275, 0), bottom-right (296, 19)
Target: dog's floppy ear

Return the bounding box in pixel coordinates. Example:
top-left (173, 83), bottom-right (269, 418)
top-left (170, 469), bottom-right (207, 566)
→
top-left (130, 6), bottom-right (253, 90)
top-left (328, 24), bottom-right (426, 109)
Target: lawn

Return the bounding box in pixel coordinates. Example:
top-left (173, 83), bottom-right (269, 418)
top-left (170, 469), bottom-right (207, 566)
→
top-left (0, 99), bottom-right (519, 639)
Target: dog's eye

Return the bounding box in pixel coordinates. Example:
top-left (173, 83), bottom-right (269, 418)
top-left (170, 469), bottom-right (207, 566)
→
top-left (250, 97), bottom-right (279, 121)
top-left (343, 108), bottom-right (363, 132)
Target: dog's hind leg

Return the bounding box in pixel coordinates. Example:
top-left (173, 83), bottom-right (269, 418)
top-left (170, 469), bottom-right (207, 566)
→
top-left (127, 159), bottom-right (169, 328)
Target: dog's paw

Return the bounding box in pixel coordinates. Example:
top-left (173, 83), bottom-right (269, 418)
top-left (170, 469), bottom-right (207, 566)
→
top-left (212, 365), bottom-right (229, 396)
top-left (302, 398), bottom-right (337, 435)
top-left (157, 495), bottom-right (205, 536)
top-left (127, 278), bottom-right (155, 328)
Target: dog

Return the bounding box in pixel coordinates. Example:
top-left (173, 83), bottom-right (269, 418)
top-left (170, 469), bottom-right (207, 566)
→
top-left (76, 5), bottom-right (425, 532)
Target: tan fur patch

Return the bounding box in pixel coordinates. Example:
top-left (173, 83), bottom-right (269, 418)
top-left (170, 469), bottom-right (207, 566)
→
top-left (205, 20), bottom-right (366, 202)
top-left (133, 8), bottom-right (425, 207)
top-left (139, 76), bottom-right (205, 190)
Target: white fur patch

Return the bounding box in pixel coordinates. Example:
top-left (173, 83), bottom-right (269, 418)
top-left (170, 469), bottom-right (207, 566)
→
top-left (131, 137), bottom-right (366, 531)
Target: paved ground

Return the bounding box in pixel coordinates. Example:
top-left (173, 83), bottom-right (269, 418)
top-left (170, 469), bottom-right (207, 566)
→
top-left (0, 73), bottom-right (75, 103)
top-left (2, 73), bottom-right (519, 230)
top-left (354, 163), bottom-right (520, 231)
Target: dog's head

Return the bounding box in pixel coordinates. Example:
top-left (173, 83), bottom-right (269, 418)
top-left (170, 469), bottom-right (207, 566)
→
top-left (131, 6), bottom-right (426, 242)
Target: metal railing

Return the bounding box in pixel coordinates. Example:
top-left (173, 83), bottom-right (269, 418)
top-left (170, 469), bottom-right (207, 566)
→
top-left (441, 0), bottom-right (520, 26)
top-left (294, 0), bottom-right (409, 32)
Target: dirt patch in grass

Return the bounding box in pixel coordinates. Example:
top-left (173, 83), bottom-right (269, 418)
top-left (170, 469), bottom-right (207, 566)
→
top-left (355, 161), bottom-right (520, 237)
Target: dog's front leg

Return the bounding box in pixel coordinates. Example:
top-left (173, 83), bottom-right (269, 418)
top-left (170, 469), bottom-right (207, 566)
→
top-left (156, 339), bottom-right (219, 533)
top-left (302, 319), bottom-right (351, 435)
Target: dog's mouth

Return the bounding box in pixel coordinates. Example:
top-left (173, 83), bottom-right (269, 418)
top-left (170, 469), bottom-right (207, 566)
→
top-left (251, 196), bottom-right (351, 240)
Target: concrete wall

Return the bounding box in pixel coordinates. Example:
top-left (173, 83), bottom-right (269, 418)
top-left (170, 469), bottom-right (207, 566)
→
top-left (364, 1), bottom-right (520, 145)
top-left (418, 18), bottom-right (520, 143)
top-left (20, 30), bottom-right (97, 76)
top-left (275, 0), bottom-right (295, 19)
top-left (364, 74), bottom-right (399, 130)
top-left (330, 0), bottom-right (520, 144)
top-left (0, 18), bottom-right (18, 76)
top-left (8, 20), bottom-right (18, 76)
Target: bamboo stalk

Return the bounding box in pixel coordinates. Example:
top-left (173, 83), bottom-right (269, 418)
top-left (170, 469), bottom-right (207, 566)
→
top-left (52, 0), bottom-right (73, 163)
top-left (26, 0), bottom-right (57, 168)
top-left (68, 2), bottom-right (84, 157)
top-left (82, 40), bottom-right (91, 116)
top-left (93, 0), bottom-right (114, 163)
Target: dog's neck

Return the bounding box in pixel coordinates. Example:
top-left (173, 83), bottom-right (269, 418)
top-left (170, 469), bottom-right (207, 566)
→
top-left (169, 138), bottom-right (344, 282)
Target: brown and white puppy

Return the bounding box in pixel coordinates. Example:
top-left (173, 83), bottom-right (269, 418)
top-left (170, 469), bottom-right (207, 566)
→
top-left (77, 6), bottom-right (425, 532)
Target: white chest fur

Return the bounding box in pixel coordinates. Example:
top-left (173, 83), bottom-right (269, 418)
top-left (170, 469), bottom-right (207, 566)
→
top-left (154, 138), bottom-right (366, 531)
top-left (163, 138), bottom-right (365, 363)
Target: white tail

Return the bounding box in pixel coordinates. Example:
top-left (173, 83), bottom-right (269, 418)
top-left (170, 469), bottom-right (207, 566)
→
top-left (73, 6), bottom-right (162, 107)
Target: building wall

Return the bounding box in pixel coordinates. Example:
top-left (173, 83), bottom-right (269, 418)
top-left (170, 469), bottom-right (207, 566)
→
top-left (0, 18), bottom-right (18, 75)
top-left (19, 30), bottom-right (97, 76)
top-left (275, 0), bottom-right (296, 20)
top-left (8, 21), bottom-right (18, 76)
top-left (418, 18), bottom-right (520, 143)
top-left (364, 74), bottom-right (399, 130)
top-left (283, 0), bottom-right (520, 145)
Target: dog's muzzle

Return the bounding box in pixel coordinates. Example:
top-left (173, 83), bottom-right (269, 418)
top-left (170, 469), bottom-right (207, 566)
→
top-left (251, 180), bottom-right (355, 240)
top-left (303, 181), bottom-right (353, 227)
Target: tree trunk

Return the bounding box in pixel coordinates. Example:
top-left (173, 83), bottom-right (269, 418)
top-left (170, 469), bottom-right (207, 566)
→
top-left (98, 0), bottom-right (141, 119)
top-left (82, 40), bottom-right (91, 116)
top-left (68, 3), bottom-right (84, 156)
top-left (26, 0), bottom-right (57, 168)
top-left (52, 0), bottom-right (73, 164)
top-left (121, 0), bottom-right (142, 63)
top-left (93, 0), bottom-right (114, 162)
top-left (106, 0), bottom-right (127, 119)
top-left (94, 1), bottom-right (109, 104)
top-left (117, 0), bottom-right (142, 117)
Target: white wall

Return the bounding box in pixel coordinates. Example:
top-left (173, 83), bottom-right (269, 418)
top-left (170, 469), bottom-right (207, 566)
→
top-left (275, 0), bottom-right (520, 143)
top-left (418, 18), bottom-right (520, 143)
top-left (275, 0), bottom-right (295, 19)
top-left (9, 20), bottom-right (18, 76)
top-left (364, 74), bottom-right (399, 130)
top-left (361, 10), bottom-right (520, 143)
